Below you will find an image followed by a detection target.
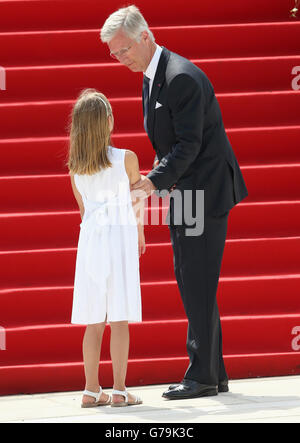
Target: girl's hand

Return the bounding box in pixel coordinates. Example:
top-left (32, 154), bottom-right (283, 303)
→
top-left (138, 227), bottom-right (146, 257)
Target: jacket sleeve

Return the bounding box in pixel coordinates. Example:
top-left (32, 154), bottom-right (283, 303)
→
top-left (147, 73), bottom-right (205, 191)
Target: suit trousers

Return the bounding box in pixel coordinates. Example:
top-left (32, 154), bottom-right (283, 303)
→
top-left (168, 209), bottom-right (229, 386)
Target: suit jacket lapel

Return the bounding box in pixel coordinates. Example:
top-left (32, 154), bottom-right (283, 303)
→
top-left (147, 47), bottom-right (170, 144)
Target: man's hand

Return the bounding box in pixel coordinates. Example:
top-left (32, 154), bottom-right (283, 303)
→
top-left (152, 159), bottom-right (176, 192)
top-left (130, 175), bottom-right (156, 198)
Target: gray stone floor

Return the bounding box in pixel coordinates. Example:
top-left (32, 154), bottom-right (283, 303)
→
top-left (0, 375), bottom-right (300, 423)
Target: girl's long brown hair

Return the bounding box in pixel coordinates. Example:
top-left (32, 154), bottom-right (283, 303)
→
top-left (66, 89), bottom-right (114, 175)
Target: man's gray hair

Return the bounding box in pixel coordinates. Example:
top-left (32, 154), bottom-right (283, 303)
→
top-left (100, 5), bottom-right (155, 43)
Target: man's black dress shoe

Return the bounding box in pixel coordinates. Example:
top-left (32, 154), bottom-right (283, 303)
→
top-left (162, 379), bottom-right (218, 400)
top-left (168, 379), bottom-right (229, 393)
top-left (218, 380), bottom-right (229, 393)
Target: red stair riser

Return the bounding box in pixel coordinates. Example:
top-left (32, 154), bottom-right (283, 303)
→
top-left (1, 127), bottom-right (300, 176)
top-left (1, 23), bottom-right (300, 67)
top-left (2, 56), bottom-right (300, 103)
top-left (1, 202), bottom-right (300, 250)
top-left (1, 92), bottom-right (300, 139)
top-left (1, 276), bottom-right (300, 326)
top-left (0, 0), bottom-right (291, 32)
top-left (1, 316), bottom-right (300, 367)
top-left (0, 352), bottom-right (299, 396)
top-left (1, 237), bottom-right (300, 289)
top-left (1, 164), bottom-right (300, 212)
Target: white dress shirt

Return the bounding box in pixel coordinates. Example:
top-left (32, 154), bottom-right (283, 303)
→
top-left (144, 44), bottom-right (163, 98)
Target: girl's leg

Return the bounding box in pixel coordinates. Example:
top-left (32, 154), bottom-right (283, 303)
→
top-left (82, 322), bottom-right (110, 405)
top-left (110, 321), bottom-right (137, 404)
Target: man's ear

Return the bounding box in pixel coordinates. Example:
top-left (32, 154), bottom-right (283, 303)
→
top-left (141, 30), bottom-right (149, 42)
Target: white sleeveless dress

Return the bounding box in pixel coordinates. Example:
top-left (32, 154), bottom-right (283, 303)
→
top-left (71, 146), bottom-right (142, 325)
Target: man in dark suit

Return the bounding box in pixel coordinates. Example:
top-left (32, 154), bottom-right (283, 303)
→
top-left (101, 5), bottom-right (248, 399)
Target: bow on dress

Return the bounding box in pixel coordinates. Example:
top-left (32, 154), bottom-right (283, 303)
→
top-left (79, 193), bottom-right (134, 290)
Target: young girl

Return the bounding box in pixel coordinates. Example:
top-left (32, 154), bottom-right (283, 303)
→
top-left (67, 88), bottom-right (145, 408)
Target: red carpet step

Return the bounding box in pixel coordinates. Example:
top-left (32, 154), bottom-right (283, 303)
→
top-left (1, 275), bottom-right (300, 327)
top-left (2, 22), bottom-right (300, 67)
top-left (1, 126), bottom-right (300, 176)
top-left (0, 0), bottom-right (293, 32)
top-left (1, 237), bottom-right (300, 290)
top-left (1, 315), bottom-right (300, 367)
top-left (1, 201), bottom-right (300, 251)
top-left (1, 164), bottom-right (300, 212)
top-left (2, 55), bottom-right (300, 102)
top-left (1, 92), bottom-right (299, 139)
top-left (0, 351), bottom-right (299, 396)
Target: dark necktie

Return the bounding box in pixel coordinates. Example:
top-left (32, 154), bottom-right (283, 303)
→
top-left (143, 75), bottom-right (150, 134)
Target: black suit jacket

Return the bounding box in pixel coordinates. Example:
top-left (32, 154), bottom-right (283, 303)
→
top-left (146, 47), bottom-right (248, 219)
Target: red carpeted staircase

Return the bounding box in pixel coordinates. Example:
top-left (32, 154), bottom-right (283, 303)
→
top-left (0, 0), bottom-right (300, 396)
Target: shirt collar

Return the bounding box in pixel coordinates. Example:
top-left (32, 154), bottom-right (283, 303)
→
top-left (144, 44), bottom-right (163, 81)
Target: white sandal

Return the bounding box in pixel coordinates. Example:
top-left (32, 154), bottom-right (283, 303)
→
top-left (81, 386), bottom-right (112, 408)
top-left (111, 388), bottom-right (143, 407)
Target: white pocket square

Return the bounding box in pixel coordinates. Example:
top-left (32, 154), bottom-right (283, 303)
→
top-left (155, 102), bottom-right (163, 109)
